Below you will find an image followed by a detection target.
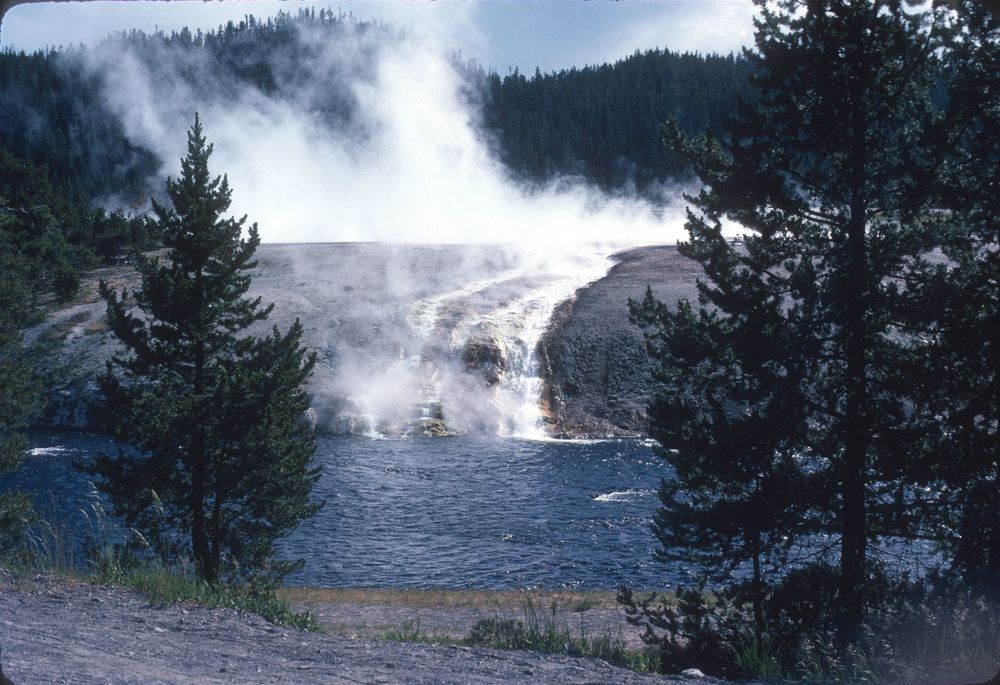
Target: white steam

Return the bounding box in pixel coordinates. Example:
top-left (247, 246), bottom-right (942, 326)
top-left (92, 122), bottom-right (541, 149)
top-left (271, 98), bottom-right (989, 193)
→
top-left (86, 17), bottom-right (689, 246)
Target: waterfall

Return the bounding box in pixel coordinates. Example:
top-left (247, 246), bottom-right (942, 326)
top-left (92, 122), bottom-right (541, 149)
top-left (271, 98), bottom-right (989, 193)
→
top-left (406, 246), bottom-right (614, 439)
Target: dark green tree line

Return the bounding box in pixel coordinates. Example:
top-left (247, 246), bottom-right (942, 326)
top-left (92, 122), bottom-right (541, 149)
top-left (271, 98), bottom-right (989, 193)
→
top-left (0, 146), bottom-right (160, 302)
top-left (480, 50), bottom-right (753, 192)
top-left (85, 116), bottom-right (321, 583)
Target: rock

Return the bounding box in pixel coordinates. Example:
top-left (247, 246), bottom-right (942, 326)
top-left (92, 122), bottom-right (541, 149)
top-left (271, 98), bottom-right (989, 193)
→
top-left (462, 326), bottom-right (507, 386)
top-left (297, 407), bottom-right (319, 430)
top-left (36, 389), bottom-right (93, 429)
top-left (410, 418), bottom-right (452, 437)
top-left (539, 245), bottom-right (702, 438)
top-left (327, 411), bottom-right (370, 435)
top-left (682, 667), bottom-right (706, 678)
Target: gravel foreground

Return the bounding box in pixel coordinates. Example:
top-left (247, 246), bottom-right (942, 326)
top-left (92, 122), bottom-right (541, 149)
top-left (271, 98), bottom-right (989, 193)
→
top-left (0, 582), bottom-right (723, 685)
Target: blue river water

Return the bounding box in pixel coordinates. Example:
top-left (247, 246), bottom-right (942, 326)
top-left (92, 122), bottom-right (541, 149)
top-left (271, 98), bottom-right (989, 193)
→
top-left (6, 431), bottom-right (688, 589)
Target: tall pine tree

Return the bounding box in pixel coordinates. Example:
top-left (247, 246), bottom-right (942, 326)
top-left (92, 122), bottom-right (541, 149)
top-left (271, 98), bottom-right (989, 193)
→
top-left (632, 0), bottom-right (947, 646)
top-left (87, 116), bottom-right (321, 583)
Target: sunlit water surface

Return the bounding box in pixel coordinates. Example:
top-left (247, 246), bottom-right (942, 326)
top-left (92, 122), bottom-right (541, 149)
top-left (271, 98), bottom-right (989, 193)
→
top-left (8, 432), bottom-right (682, 589)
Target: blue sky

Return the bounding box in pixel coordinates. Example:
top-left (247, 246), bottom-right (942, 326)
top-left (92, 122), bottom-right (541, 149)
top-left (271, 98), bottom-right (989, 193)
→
top-left (1, 1), bottom-right (756, 73)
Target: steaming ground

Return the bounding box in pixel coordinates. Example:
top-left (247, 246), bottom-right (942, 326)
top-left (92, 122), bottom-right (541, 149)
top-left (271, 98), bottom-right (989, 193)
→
top-left (251, 242), bottom-right (627, 436)
top-left (29, 243), bottom-right (702, 438)
top-left (47, 10), bottom-right (702, 436)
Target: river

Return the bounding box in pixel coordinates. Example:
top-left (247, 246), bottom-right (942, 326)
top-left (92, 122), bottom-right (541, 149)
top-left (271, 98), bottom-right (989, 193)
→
top-left (8, 431), bottom-right (682, 589)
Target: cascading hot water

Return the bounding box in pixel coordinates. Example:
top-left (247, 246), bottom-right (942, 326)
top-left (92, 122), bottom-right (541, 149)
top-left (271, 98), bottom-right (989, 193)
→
top-left (297, 242), bottom-right (620, 439)
top-left (404, 246), bottom-right (614, 439)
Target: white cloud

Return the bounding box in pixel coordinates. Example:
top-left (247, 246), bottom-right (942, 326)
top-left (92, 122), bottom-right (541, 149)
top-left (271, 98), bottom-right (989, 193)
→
top-left (617, 1), bottom-right (756, 57)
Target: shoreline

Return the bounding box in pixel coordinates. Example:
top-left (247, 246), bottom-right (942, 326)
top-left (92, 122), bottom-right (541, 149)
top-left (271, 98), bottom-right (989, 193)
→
top-left (0, 577), bottom-right (699, 684)
top-left (280, 586), bottom-right (653, 651)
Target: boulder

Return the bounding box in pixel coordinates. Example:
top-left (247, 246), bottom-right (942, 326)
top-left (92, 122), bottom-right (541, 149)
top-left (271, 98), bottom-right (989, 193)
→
top-left (461, 327), bottom-right (508, 386)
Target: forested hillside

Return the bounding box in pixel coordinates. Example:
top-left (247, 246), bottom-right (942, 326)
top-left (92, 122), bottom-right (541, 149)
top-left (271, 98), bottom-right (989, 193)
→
top-left (0, 50), bottom-right (155, 203)
top-left (479, 50), bottom-right (752, 191)
top-left (0, 10), bottom-right (751, 206)
top-left (0, 147), bottom-right (158, 302)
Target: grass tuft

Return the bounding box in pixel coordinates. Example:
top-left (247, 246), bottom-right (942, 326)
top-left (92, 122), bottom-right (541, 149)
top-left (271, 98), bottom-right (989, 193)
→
top-left (375, 619), bottom-right (458, 646)
top-left (465, 598), bottom-right (659, 673)
top-left (7, 489), bottom-right (319, 632)
top-left (112, 565), bottom-right (320, 631)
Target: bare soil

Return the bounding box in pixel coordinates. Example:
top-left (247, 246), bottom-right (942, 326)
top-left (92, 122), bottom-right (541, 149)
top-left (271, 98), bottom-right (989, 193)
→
top-left (0, 580), bottom-right (718, 685)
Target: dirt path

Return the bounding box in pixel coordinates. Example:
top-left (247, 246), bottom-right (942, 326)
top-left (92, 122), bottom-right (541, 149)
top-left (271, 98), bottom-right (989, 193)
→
top-left (0, 582), bottom-right (715, 685)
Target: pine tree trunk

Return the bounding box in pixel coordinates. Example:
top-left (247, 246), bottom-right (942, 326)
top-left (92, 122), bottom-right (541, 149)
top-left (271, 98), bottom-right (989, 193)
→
top-left (990, 326), bottom-right (1000, 574)
top-left (211, 495), bottom-right (222, 581)
top-left (191, 329), bottom-right (214, 583)
top-left (839, 49), bottom-right (869, 647)
top-left (191, 426), bottom-right (213, 582)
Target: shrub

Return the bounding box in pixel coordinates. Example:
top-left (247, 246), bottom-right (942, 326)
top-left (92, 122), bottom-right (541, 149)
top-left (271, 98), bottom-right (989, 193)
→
top-left (619, 566), bottom-right (1000, 683)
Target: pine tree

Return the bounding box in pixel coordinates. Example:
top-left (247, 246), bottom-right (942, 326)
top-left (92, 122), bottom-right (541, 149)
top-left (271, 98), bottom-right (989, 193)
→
top-left (0, 147), bottom-right (87, 301)
top-left (86, 116), bottom-right (321, 583)
top-left (633, 0), bottom-right (947, 646)
top-left (630, 287), bottom-right (817, 640)
top-left (911, 2), bottom-right (1000, 584)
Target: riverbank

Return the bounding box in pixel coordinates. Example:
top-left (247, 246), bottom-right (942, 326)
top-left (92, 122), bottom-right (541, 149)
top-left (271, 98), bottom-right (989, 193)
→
top-left (4, 576), bottom-right (991, 685)
top-left (0, 578), bottom-right (706, 684)
top-left (280, 587), bottom-right (646, 649)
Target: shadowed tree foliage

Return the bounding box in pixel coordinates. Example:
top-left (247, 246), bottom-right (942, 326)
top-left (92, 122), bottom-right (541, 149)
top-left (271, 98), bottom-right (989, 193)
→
top-left (907, 1), bottom-right (1000, 586)
top-left (0, 252), bottom-right (41, 556)
top-left (0, 146), bottom-right (161, 304)
top-left (630, 0), bottom-right (949, 649)
top-left (0, 150), bottom-right (53, 556)
top-left (0, 146), bottom-right (88, 301)
top-left (84, 116), bottom-right (321, 584)
top-left (630, 291), bottom-right (816, 641)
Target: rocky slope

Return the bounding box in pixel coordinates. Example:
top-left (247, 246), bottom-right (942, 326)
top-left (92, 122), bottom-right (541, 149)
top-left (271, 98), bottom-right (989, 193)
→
top-left (540, 245), bottom-right (702, 437)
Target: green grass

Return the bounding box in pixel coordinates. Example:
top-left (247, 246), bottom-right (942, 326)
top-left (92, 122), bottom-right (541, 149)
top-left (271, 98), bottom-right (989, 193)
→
top-left (112, 565), bottom-right (320, 631)
top-left (375, 619), bottom-right (460, 646)
top-left (465, 598), bottom-right (659, 673)
top-left (304, 593), bottom-right (660, 673)
top-left (730, 632), bottom-right (783, 680)
top-left (8, 492), bottom-right (319, 632)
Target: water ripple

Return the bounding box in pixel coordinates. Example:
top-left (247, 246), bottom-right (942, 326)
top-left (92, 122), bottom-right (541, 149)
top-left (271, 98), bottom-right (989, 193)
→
top-left (12, 431), bottom-right (672, 589)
